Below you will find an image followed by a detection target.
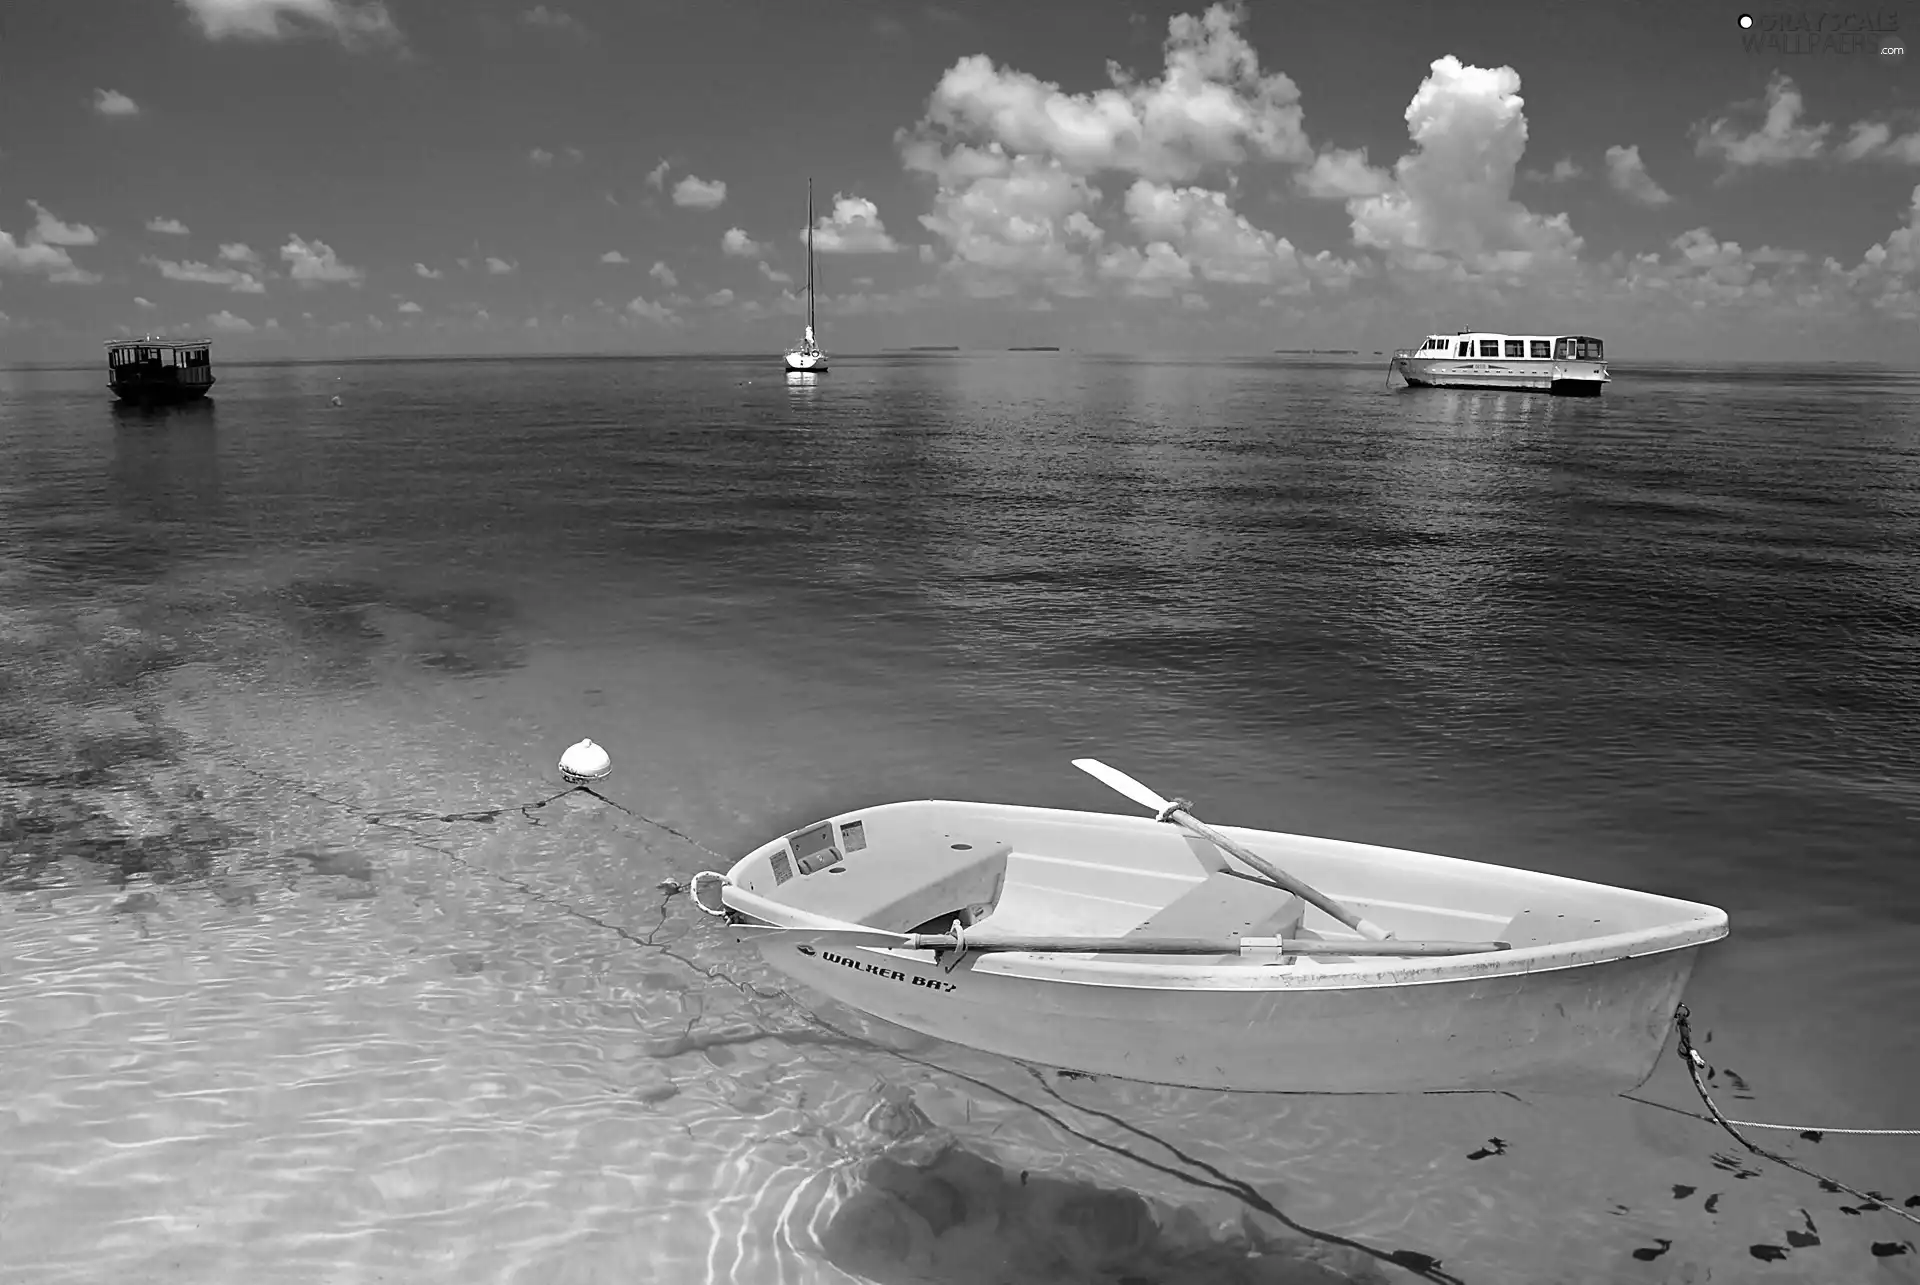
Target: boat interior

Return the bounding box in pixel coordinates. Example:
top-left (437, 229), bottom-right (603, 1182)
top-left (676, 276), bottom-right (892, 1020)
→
top-left (729, 799), bottom-right (1704, 966)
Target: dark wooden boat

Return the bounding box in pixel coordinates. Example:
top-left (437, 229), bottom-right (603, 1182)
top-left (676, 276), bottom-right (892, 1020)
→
top-left (106, 336), bottom-right (215, 405)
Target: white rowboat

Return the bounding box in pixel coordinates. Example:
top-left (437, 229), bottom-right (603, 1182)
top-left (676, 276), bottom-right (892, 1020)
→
top-left (695, 759), bottom-right (1729, 1095)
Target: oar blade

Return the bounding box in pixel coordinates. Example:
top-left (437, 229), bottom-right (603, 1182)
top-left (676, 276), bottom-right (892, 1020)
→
top-left (1071, 757), bottom-right (1171, 813)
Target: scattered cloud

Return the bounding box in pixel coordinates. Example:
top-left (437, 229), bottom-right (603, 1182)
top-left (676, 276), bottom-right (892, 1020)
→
top-left (1297, 148), bottom-right (1392, 200)
top-left (134, 296), bottom-right (156, 309)
top-left (808, 195), bottom-right (900, 253)
top-left (219, 241), bottom-right (261, 265)
top-left (397, 300), bottom-right (422, 313)
top-left (1838, 120), bottom-right (1920, 165)
top-left (702, 288), bottom-right (735, 306)
top-left (146, 216), bottom-right (191, 235)
top-left (521, 5), bottom-right (586, 37)
top-left (722, 227), bottom-right (766, 257)
top-left (1, 202), bottom-right (103, 284)
top-left (672, 175), bottom-right (728, 209)
top-left (207, 309), bottom-right (256, 333)
top-left (528, 146), bottom-right (583, 167)
top-left (530, 148), bottom-right (554, 166)
top-left (281, 234), bottom-right (365, 285)
top-left (757, 260), bottom-right (794, 286)
top-left (645, 160), bottom-right (671, 190)
top-left (485, 256), bottom-right (516, 274)
top-left (93, 89), bottom-right (140, 117)
top-left (414, 262), bottom-right (442, 278)
top-left (145, 255), bottom-right (267, 293)
top-left (1604, 144), bottom-right (1673, 206)
top-left (1547, 157), bottom-right (1583, 182)
top-left (29, 200), bottom-right (99, 247)
top-left (600, 250), bottom-right (629, 264)
top-left (625, 294), bottom-right (677, 324)
top-left (1691, 73), bottom-right (1829, 173)
top-left (175, 0), bottom-right (404, 49)
top-left (649, 260), bottom-right (678, 288)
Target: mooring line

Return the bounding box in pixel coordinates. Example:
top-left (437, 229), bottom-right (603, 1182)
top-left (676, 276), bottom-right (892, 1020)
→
top-left (1671, 1004), bottom-right (1920, 1229)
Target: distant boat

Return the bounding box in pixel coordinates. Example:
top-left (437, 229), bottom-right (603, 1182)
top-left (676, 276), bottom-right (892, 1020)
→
top-left (105, 335), bottom-right (215, 405)
top-left (783, 179), bottom-right (827, 374)
top-left (1391, 330), bottom-right (1609, 396)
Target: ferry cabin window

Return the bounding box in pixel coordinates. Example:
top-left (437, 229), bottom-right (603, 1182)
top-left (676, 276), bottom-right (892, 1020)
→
top-left (1554, 339), bottom-right (1570, 359)
top-left (1457, 341), bottom-right (1470, 356)
top-left (1504, 340), bottom-right (1524, 358)
top-left (1530, 340), bottom-right (1551, 358)
top-left (1478, 340), bottom-right (1500, 357)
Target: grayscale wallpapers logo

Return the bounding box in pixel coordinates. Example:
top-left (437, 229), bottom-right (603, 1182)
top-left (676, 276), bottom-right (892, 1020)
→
top-left (1737, 10), bottom-right (1905, 58)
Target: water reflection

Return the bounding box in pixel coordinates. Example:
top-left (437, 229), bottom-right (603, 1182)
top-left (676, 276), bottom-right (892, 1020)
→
top-left (787, 371), bottom-right (820, 394)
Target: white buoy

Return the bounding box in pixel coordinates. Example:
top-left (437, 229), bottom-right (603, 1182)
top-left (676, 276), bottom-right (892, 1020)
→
top-left (559, 738), bottom-right (611, 785)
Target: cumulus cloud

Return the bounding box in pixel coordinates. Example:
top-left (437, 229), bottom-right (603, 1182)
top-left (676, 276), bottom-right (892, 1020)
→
top-left (702, 288), bottom-right (735, 306)
top-left (0, 202), bottom-right (102, 284)
top-left (485, 256), bottom-right (515, 274)
top-left (144, 255), bottom-right (267, 293)
top-left (93, 89), bottom-right (140, 117)
top-left (757, 260), bottom-right (794, 286)
top-left (1838, 120), bottom-right (1920, 164)
top-left (625, 294), bottom-right (678, 324)
top-left (397, 299), bottom-right (422, 313)
top-left (722, 227), bottom-right (766, 257)
top-left (521, 5), bottom-right (586, 36)
top-left (207, 309), bottom-right (256, 332)
top-left (649, 260), bottom-right (677, 287)
top-left (600, 250), bottom-right (629, 263)
top-left (1328, 57), bottom-right (1583, 279)
top-left (134, 296), bottom-right (156, 308)
top-left (645, 160), bottom-right (670, 190)
top-left (902, 2), bottom-right (1310, 185)
top-left (1692, 73), bottom-right (1829, 172)
top-left (530, 147), bottom-right (554, 166)
top-left (1604, 144), bottom-right (1672, 206)
top-left (281, 234), bottom-right (365, 285)
top-left (29, 201), bottom-right (98, 247)
top-left (220, 242), bottom-right (261, 264)
top-left (147, 216), bottom-right (191, 235)
top-left (175, 0), bottom-right (403, 48)
top-left (808, 195), bottom-right (900, 253)
top-left (901, 5), bottom-right (1340, 302)
top-left (414, 262), bottom-right (442, 278)
top-left (672, 175), bottom-right (727, 209)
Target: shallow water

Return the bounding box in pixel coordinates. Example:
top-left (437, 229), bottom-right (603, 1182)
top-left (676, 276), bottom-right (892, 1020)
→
top-left (2, 354), bottom-right (1918, 1283)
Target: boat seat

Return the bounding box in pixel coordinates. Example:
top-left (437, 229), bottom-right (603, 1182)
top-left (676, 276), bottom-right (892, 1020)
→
top-left (865, 841), bottom-right (1012, 934)
top-left (1126, 870), bottom-right (1307, 941)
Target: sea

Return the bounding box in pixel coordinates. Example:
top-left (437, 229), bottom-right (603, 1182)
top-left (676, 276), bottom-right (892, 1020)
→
top-left (2, 352), bottom-right (1917, 1285)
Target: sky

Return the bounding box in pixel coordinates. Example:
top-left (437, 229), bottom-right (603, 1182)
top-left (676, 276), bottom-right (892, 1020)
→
top-left (1, 0), bottom-right (1917, 362)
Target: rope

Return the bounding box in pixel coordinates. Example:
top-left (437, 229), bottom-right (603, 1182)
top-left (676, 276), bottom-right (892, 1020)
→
top-left (1671, 1004), bottom-right (1920, 1229)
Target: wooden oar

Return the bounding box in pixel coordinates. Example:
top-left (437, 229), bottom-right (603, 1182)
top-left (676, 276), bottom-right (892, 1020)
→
top-left (1072, 757), bottom-right (1394, 941)
top-left (744, 924), bottom-right (1506, 957)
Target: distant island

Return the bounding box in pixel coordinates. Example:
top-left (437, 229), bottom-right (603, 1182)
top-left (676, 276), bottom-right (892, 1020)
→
top-left (1274, 348), bottom-right (1360, 355)
top-left (1009, 346), bottom-right (1060, 352)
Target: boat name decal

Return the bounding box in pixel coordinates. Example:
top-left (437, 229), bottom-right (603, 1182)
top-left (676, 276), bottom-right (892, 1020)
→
top-left (798, 944), bottom-right (958, 993)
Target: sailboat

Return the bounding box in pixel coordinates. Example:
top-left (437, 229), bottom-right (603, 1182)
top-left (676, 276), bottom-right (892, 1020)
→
top-left (784, 178), bottom-right (828, 373)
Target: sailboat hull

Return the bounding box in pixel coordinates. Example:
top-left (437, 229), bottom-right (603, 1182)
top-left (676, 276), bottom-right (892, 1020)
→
top-left (784, 352), bottom-right (828, 372)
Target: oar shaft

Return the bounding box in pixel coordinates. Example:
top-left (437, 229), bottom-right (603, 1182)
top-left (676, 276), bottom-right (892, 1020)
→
top-left (903, 933), bottom-right (1507, 957)
top-left (1167, 810), bottom-right (1393, 941)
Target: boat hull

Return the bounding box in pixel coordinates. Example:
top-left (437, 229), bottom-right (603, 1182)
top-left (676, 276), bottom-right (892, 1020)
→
top-left (1393, 355), bottom-right (1605, 396)
top-left (109, 380), bottom-right (214, 406)
top-left (784, 351), bottom-right (828, 372)
top-left (743, 923), bottom-right (1702, 1094)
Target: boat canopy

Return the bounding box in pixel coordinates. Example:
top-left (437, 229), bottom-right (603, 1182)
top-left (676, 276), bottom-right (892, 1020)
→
top-left (1414, 333), bottom-right (1604, 360)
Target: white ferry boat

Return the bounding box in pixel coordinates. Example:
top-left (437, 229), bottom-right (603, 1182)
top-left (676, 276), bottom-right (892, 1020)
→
top-left (1391, 331), bottom-right (1608, 396)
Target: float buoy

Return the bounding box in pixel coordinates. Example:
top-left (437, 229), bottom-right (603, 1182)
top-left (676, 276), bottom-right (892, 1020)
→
top-left (559, 738), bottom-right (612, 784)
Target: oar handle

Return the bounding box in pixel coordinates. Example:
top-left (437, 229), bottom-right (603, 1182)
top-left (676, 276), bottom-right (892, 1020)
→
top-left (1164, 807), bottom-right (1393, 941)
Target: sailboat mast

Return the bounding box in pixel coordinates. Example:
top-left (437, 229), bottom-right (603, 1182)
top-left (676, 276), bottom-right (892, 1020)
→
top-left (805, 178), bottom-right (816, 337)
